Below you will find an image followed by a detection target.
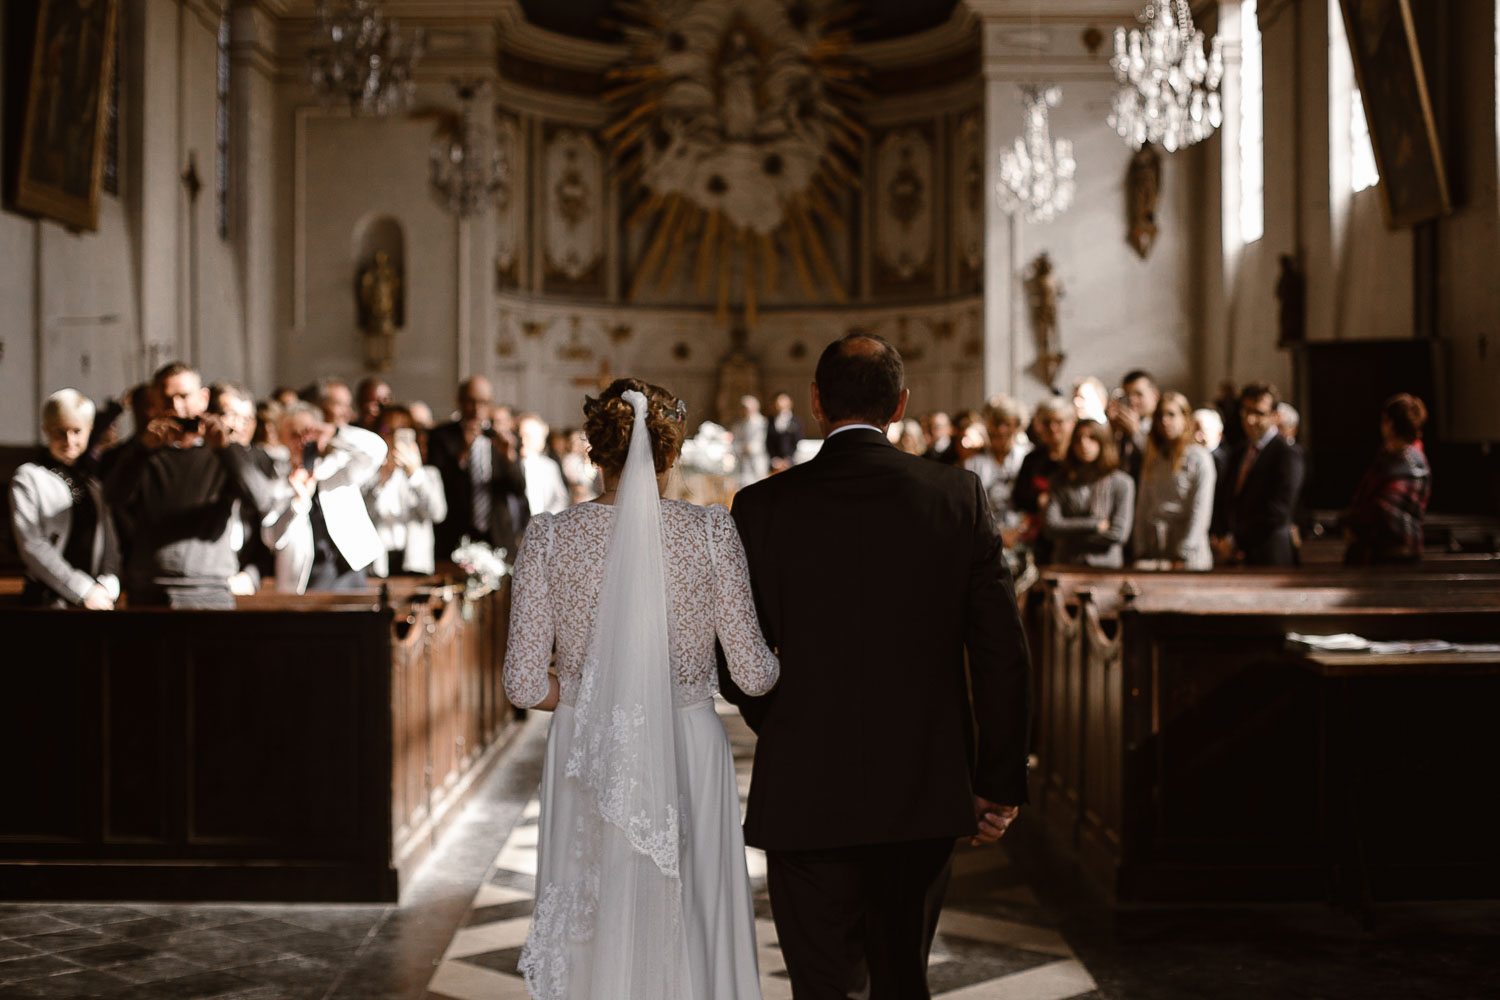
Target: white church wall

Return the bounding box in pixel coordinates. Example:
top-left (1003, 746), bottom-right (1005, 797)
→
top-left (0, 0), bottom-right (275, 446)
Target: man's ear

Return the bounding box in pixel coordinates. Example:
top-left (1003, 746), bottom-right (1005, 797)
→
top-left (889, 388), bottom-right (910, 426)
top-left (810, 382), bottom-right (824, 424)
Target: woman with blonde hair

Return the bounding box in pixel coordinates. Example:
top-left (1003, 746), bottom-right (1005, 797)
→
top-left (1133, 391), bottom-right (1216, 570)
top-left (9, 389), bottom-right (121, 608)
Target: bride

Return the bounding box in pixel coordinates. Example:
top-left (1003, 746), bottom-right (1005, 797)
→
top-left (502, 378), bottom-right (780, 999)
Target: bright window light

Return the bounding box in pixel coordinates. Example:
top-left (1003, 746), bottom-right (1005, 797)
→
top-left (1239, 0), bottom-right (1265, 243)
top-left (1350, 88), bottom-right (1380, 193)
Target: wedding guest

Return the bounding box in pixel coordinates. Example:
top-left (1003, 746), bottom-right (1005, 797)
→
top-left (105, 363), bottom-right (263, 609)
top-left (310, 377), bottom-right (355, 428)
top-left (766, 391), bottom-right (803, 472)
top-left (428, 376), bottom-right (530, 561)
top-left (1013, 397), bottom-right (1076, 564)
top-left (1342, 393), bottom-right (1432, 565)
top-left (208, 382), bottom-right (270, 595)
top-left (1214, 378), bottom-right (1246, 449)
top-left (272, 386), bottom-right (301, 410)
top-left (262, 401), bottom-right (387, 592)
top-left (254, 399), bottom-right (284, 453)
top-left (732, 395), bottom-right (770, 487)
top-left (1133, 392), bottom-right (1216, 570)
top-left (95, 383), bottom-right (152, 478)
top-left (1107, 369), bottom-right (1159, 479)
top-left (355, 377), bottom-right (392, 432)
top-left (1193, 407), bottom-right (1224, 452)
top-left (10, 389), bottom-right (120, 609)
top-left (1213, 382), bottom-right (1304, 566)
top-left (518, 413), bottom-right (570, 516)
top-left (881, 418), bottom-right (918, 456)
top-left (1071, 376), bottom-right (1109, 425)
top-left (1044, 420), bottom-right (1135, 568)
top-left (966, 395), bottom-right (1033, 536)
top-left (560, 428), bottom-right (601, 504)
top-left (364, 404), bottom-right (448, 577)
top-left (923, 411), bottom-right (958, 464)
top-left (1277, 402), bottom-right (1301, 445)
top-left (407, 400), bottom-right (435, 431)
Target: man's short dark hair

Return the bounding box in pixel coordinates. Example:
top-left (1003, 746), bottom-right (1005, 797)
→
top-left (304, 376), bottom-right (349, 406)
top-left (152, 361), bottom-right (197, 389)
top-left (1121, 369), bottom-right (1156, 389)
top-left (207, 381), bottom-right (250, 414)
top-left (814, 333), bottom-right (904, 425)
top-left (1239, 381), bottom-right (1280, 409)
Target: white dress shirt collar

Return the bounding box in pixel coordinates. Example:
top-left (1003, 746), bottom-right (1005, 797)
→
top-left (826, 423), bottom-right (884, 440)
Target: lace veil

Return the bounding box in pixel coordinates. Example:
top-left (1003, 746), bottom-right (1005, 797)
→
top-left (519, 389), bottom-right (691, 999)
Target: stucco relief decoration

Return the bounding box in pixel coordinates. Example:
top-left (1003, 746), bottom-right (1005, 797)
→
top-left (608, 0), bottom-right (865, 322)
top-left (494, 115), bottom-right (522, 288)
top-left (954, 114), bottom-right (985, 279)
top-left (544, 130), bottom-right (604, 282)
top-left (873, 128), bottom-right (933, 283)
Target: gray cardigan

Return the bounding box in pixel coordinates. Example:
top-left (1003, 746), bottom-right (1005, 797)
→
top-left (1132, 444), bottom-right (1217, 570)
top-left (1044, 469), bottom-right (1136, 567)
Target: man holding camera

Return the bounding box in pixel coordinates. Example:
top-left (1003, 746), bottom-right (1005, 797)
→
top-left (105, 363), bottom-right (263, 609)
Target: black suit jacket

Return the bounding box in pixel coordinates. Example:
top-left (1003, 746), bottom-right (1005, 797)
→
top-left (718, 428), bottom-right (1032, 852)
top-left (427, 422), bottom-right (530, 560)
top-left (765, 415), bottom-right (803, 464)
top-left (1221, 434), bottom-right (1305, 566)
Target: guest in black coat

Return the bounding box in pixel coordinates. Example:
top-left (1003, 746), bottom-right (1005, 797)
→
top-left (719, 333), bottom-right (1031, 1000)
top-left (1213, 382), bottom-right (1305, 566)
top-left (764, 391), bottom-right (803, 472)
top-left (428, 376), bottom-right (529, 562)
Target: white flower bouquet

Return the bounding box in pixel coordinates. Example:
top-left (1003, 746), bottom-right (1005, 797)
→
top-left (451, 537), bottom-right (510, 594)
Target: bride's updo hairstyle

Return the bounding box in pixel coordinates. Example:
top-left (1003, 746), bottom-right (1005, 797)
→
top-left (583, 377), bottom-right (686, 476)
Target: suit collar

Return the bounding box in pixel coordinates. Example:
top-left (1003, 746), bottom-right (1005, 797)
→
top-left (816, 426), bottom-right (892, 455)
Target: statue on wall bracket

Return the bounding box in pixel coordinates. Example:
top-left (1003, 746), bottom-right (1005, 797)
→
top-left (1025, 252), bottom-right (1066, 392)
top-left (357, 251), bottom-right (403, 372)
top-left (1126, 144), bottom-right (1162, 259)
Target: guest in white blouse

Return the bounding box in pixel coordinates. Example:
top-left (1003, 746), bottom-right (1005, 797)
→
top-left (9, 389), bottom-right (121, 608)
top-left (1133, 392), bottom-right (1217, 570)
top-left (965, 394), bottom-right (1033, 541)
top-left (364, 405), bottom-right (448, 577)
top-left (518, 413), bottom-right (570, 516)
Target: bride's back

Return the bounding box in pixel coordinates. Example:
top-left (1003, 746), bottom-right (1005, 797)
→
top-left (504, 498), bottom-right (772, 708)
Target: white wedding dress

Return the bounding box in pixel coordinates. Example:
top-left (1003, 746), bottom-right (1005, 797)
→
top-left (503, 397), bottom-right (778, 1000)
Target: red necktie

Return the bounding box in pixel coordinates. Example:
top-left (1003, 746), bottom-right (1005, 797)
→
top-left (1236, 445), bottom-right (1258, 494)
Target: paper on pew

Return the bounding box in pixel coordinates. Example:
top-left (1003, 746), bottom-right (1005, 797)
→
top-left (1286, 632), bottom-right (1372, 651)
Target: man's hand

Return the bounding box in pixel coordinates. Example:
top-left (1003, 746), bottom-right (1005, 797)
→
top-left (139, 418), bottom-right (179, 451)
top-left (82, 584), bottom-right (115, 611)
top-left (289, 467), bottom-right (316, 502)
top-left (1107, 399), bottom-right (1139, 437)
top-left (970, 797), bottom-right (1019, 846)
top-left (228, 572), bottom-right (257, 596)
top-left (203, 414), bottom-right (232, 450)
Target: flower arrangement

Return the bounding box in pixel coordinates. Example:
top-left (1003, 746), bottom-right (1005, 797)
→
top-left (451, 537), bottom-right (510, 594)
top-left (679, 421), bottom-right (736, 476)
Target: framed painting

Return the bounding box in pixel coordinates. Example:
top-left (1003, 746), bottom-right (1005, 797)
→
top-left (1336, 0), bottom-right (1450, 228)
top-left (14, 0), bottom-right (119, 231)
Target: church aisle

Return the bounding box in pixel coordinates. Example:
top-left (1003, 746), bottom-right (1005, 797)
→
top-left (423, 702), bottom-right (1103, 1000)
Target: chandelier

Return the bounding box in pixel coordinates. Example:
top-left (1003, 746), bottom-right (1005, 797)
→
top-left (305, 0), bottom-right (424, 116)
top-left (429, 81), bottom-right (508, 218)
top-left (997, 86), bottom-right (1077, 224)
top-left (1108, 0), bottom-right (1224, 152)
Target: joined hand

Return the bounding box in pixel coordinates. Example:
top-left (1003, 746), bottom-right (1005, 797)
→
top-left (970, 797), bottom-right (1019, 846)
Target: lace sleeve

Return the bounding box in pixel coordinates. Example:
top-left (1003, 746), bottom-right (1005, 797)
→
top-left (503, 513), bottom-right (555, 709)
top-left (708, 505), bottom-right (779, 696)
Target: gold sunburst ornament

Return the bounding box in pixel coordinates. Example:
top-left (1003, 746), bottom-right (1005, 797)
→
top-left (608, 0), bottom-right (866, 324)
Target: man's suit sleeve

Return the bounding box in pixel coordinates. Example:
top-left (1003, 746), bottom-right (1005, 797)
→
top-left (963, 475), bottom-right (1032, 805)
top-left (715, 489), bottom-right (777, 733)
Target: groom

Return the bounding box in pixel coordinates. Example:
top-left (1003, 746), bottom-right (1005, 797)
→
top-left (719, 333), bottom-right (1032, 999)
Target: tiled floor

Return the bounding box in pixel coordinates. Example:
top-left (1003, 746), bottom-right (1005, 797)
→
top-left (423, 702), bottom-right (1102, 1000)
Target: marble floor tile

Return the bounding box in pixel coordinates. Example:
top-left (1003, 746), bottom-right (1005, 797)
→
top-left (0, 951), bottom-right (84, 984)
top-left (1, 966), bottom-right (131, 999)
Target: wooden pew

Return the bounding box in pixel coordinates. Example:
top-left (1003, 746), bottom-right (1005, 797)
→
top-left (1028, 569), bottom-right (1500, 905)
top-left (0, 581), bottom-right (515, 902)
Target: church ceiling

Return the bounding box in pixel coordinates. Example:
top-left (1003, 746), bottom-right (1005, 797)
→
top-left (516, 0), bottom-right (960, 42)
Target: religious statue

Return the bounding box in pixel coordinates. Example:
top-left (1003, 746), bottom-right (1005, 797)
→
top-left (358, 251), bottom-right (403, 372)
top-left (1025, 252), bottom-right (1066, 391)
top-left (715, 323), bottom-right (762, 428)
top-left (1275, 253), bottom-right (1306, 347)
top-left (1126, 144), bottom-right (1162, 259)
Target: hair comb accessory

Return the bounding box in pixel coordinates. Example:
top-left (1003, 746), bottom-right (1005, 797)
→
top-left (674, 399), bottom-right (687, 423)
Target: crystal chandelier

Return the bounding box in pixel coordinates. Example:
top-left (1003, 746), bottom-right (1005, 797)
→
top-left (429, 81), bottom-right (508, 218)
top-left (1108, 0), bottom-right (1224, 152)
top-left (997, 86), bottom-right (1077, 225)
top-left (305, 0), bottom-right (424, 117)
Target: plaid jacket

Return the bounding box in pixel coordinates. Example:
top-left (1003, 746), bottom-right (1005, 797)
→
top-left (1343, 443), bottom-right (1431, 564)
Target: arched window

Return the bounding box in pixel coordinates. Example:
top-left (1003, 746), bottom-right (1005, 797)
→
top-left (1238, 0), bottom-right (1264, 243)
top-left (1329, 0), bottom-right (1380, 194)
top-left (216, 2), bottom-right (231, 239)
